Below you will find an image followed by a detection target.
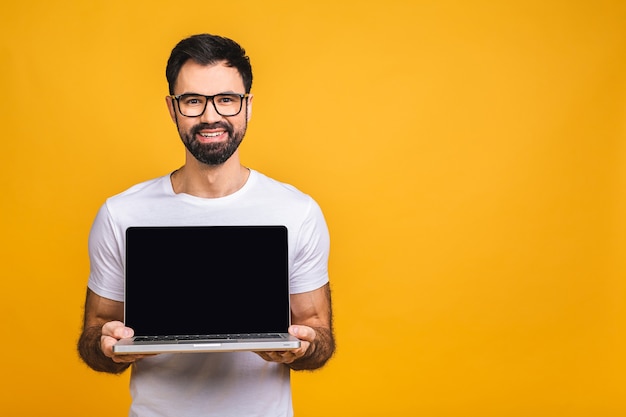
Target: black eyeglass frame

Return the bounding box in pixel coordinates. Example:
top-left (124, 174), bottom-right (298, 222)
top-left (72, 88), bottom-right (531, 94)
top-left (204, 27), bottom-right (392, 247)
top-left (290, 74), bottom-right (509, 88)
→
top-left (170, 93), bottom-right (250, 117)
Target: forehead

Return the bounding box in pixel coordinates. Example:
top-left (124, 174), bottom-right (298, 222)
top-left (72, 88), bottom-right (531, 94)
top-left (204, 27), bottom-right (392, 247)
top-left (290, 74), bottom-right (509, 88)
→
top-left (174, 60), bottom-right (245, 95)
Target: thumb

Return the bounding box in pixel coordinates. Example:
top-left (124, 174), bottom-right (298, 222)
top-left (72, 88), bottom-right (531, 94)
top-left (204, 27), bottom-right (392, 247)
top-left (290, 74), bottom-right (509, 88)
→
top-left (103, 321), bottom-right (134, 340)
top-left (289, 325), bottom-right (315, 342)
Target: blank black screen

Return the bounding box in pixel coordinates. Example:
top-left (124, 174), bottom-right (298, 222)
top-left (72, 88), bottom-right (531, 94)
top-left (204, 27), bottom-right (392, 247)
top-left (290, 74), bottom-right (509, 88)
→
top-left (124, 225), bottom-right (290, 336)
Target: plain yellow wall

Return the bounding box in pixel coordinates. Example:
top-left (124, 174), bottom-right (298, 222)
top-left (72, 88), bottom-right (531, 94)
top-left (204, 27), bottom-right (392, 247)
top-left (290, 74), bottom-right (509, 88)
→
top-left (1, 1), bottom-right (625, 416)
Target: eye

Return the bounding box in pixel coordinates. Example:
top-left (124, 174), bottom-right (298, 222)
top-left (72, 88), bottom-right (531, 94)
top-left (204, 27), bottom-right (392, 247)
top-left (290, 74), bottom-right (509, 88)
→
top-left (181, 95), bottom-right (204, 106)
top-left (216, 94), bottom-right (240, 105)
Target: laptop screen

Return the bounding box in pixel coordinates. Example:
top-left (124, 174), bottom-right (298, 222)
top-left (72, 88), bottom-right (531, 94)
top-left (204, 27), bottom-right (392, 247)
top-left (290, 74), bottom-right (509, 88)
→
top-left (125, 225), bottom-right (290, 337)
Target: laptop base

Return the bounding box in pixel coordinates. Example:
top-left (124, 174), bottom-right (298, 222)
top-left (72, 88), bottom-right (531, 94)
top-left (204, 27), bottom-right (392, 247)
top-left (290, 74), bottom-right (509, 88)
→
top-left (113, 335), bottom-right (301, 354)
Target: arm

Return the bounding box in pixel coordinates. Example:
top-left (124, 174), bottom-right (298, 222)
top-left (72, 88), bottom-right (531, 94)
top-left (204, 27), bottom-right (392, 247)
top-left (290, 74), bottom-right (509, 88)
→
top-left (257, 283), bottom-right (335, 371)
top-left (77, 288), bottom-right (146, 374)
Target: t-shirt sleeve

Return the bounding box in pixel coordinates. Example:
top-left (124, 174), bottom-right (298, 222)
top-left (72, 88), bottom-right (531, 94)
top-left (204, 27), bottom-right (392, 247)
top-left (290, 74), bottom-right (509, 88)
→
top-left (87, 202), bottom-right (125, 302)
top-left (289, 198), bottom-right (330, 294)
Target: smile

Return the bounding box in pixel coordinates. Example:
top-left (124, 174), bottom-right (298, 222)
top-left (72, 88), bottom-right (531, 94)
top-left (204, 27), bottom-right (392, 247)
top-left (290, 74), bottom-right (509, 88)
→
top-left (199, 132), bottom-right (225, 138)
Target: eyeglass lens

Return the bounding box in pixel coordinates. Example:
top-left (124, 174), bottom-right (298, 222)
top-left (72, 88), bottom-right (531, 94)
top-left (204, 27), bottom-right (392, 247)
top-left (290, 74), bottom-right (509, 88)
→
top-left (177, 94), bottom-right (244, 117)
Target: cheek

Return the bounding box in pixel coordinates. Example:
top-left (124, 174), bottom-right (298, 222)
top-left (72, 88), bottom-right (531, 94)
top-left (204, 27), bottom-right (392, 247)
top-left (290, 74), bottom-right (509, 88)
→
top-left (177, 119), bottom-right (196, 134)
top-left (234, 115), bottom-right (249, 132)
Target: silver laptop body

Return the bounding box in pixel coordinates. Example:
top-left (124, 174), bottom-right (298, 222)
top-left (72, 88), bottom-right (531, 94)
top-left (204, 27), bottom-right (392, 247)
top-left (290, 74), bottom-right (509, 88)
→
top-left (113, 225), bottom-right (300, 354)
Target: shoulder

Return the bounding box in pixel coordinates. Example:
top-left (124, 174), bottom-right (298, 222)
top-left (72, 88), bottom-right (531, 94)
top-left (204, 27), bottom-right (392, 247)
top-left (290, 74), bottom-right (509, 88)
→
top-left (249, 170), bottom-right (328, 235)
top-left (91, 175), bottom-right (172, 229)
top-left (103, 175), bottom-right (171, 211)
top-left (108, 175), bottom-right (170, 201)
top-left (247, 170), bottom-right (327, 224)
top-left (250, 170), bottom-right (315, 203)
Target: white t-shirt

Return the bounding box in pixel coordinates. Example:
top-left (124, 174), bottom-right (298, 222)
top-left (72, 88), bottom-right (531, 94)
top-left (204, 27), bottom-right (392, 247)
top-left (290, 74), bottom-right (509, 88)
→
top-left (87, 169), bottom-right (330, 417)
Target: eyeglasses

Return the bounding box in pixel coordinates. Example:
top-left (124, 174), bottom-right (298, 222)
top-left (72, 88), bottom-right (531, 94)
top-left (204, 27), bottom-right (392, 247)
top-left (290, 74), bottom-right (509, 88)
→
top-left (170, 93), bottom-right (250, 117)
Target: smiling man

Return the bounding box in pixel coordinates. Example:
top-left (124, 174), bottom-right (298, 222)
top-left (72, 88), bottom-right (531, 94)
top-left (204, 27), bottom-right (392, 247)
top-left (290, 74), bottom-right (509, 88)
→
top-left (169, 60), bottom-right (250, 169)
top-left (77, 34), bottom-right (335, 417)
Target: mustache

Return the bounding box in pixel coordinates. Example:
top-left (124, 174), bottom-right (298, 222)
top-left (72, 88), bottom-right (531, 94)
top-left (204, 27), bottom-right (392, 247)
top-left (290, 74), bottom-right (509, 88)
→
top-left (191, 122), bottom-right (233, 136)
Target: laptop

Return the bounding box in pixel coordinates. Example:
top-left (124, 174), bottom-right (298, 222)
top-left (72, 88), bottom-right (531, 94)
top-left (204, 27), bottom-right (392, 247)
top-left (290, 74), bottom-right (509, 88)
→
top-left (113, 225), bottom-right (301, 354)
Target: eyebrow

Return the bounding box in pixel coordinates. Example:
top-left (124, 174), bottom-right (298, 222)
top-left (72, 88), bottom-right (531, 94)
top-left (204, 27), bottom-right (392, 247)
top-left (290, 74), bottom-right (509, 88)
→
top-left (179, 91), bottom-right (240, 96)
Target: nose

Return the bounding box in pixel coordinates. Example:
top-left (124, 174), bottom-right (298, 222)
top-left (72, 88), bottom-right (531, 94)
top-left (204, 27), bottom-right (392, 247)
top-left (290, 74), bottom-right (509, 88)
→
top-left (199, 99), bottom-right (223, 123)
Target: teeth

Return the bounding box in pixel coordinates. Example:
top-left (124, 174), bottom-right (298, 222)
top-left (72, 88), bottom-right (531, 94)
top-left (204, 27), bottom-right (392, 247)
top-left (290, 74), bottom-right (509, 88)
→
top-left (200, 132), bottom-right (223, 138)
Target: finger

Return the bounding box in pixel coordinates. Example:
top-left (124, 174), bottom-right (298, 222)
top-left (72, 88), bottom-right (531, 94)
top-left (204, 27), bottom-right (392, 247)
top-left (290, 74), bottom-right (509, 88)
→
top-left (101, 334), bottom-right (125, 359)
top-left (255, 351), bottom-right (272, 362)
top-left (111, 354), bottom-right (139, 364)
top-left (102, 321), bottom-right (134, 339)
top-left (255, 349), bottom-right (299, 364)
top-left (102, 335), bottom-right (153, 363)
top-left (289, 325), bottom-right (316, 343)
top-left (100, 323), bottom-right (135, 360)
top-left (111, 353), bottom-right (154, 364)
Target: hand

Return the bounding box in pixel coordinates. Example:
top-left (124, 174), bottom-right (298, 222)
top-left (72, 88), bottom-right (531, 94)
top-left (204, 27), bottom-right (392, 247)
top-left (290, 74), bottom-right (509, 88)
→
top-left (101, 321), bottom-right (152, 364)
top-left (255, 325), bottom-right (316, 365)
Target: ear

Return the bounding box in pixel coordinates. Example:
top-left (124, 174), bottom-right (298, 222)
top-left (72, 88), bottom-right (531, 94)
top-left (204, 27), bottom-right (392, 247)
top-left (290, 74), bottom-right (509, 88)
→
top-left (165, 96), bottom-right (177, 123)
top-left (246, 94), bottom-right (253, 122)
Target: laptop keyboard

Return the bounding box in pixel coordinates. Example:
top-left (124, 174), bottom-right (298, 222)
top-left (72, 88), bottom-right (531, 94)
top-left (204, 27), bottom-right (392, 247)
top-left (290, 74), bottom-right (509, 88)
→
top-left (134, 333), bottom-right (284, 342)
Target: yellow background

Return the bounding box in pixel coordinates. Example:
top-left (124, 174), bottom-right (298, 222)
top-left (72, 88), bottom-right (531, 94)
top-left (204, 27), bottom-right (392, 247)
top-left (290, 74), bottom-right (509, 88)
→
top-left (1, 1), bottom-right (625, 416)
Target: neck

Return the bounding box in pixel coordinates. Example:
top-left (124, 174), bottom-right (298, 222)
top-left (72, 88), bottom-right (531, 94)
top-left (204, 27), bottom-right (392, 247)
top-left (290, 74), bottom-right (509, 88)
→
top-left (171, 153), bottom-right (250, 198)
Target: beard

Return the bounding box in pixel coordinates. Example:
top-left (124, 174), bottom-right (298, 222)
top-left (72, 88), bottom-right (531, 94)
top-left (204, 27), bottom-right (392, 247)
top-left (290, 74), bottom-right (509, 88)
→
top-left (178, 120), bottom-right (247, 166)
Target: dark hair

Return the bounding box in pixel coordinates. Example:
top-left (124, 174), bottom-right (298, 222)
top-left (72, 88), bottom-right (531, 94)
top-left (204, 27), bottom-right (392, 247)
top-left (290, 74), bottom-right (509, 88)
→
top-left (166, 34), bottom-right (253, 94)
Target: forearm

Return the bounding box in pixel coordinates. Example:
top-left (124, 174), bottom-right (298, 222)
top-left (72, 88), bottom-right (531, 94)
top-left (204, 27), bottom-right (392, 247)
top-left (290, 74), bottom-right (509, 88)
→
top-left (288, 326), bottom-right (335, 371)
top-left (77, 325), bottom-right (130, 374)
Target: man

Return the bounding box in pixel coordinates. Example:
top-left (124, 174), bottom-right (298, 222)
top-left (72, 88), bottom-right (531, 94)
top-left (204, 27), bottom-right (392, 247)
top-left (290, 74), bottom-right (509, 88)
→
top-left (78, 34), bottom-right (335, 417)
